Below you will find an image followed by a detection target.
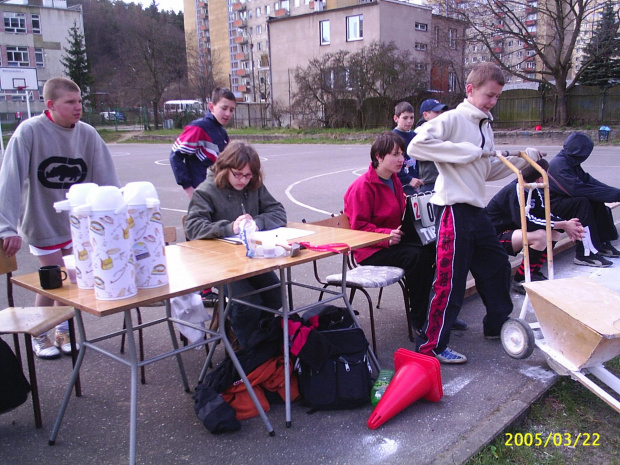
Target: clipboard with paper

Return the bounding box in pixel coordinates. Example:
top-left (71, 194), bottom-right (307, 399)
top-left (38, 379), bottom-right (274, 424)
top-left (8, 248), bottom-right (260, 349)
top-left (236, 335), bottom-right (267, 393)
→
top-left (401, 192), bottom-right (437, 246)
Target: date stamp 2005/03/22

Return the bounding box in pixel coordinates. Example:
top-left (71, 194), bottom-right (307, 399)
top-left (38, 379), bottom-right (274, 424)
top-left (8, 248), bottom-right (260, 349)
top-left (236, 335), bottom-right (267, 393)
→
top-left (505, 432), bottom-right (600, 448)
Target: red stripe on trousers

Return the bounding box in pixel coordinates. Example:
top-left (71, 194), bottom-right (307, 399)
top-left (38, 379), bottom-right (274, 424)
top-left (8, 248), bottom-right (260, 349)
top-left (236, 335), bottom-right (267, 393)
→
top-left (419, 206), bottom-right (456, 356)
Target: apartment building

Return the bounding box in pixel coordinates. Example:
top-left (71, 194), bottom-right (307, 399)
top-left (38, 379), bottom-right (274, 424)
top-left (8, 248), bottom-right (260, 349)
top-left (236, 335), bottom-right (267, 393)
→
top-left (268, 0), bottom-right (465, 121)
top-left (425, 0), bottom-right (615, 86)
top-left (1, 0), bottom-right (83, 115)
top-left (185, 0), bottom-right (465, 109)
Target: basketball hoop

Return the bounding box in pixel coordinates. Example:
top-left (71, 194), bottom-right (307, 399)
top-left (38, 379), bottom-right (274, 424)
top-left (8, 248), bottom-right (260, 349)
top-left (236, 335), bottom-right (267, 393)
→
top-left (16, 86), bottom-right (26, 91)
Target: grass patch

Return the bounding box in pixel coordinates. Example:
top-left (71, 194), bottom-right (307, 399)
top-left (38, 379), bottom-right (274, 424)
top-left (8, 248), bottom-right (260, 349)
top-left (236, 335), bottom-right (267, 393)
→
top-left (468, 357), bottom-right (620, 464)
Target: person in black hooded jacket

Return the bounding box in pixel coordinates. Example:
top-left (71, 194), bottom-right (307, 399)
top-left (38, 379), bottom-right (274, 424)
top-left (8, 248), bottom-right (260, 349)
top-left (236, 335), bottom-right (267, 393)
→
top-left (547, 132), bottom-right (620, 267)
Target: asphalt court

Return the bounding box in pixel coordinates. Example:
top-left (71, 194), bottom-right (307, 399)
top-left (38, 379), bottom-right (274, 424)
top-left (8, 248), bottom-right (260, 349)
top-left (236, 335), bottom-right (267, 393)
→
top-left (2, 141), bottom-right (619, 464)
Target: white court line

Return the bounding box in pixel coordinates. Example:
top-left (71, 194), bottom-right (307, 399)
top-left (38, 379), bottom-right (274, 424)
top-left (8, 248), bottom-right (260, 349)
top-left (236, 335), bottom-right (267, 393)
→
top-left (161, 207), bottom-right (189, 213)
top-left (442, 374), bottom-right (475, 396)
top-left (285, 167), bottom-right (364, 215)
top-left (155, 159), bottom-right (170, 165)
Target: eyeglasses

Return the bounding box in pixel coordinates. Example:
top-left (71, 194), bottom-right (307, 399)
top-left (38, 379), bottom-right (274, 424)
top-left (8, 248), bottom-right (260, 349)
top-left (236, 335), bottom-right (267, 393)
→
top-left (231, 170), bottom-right (253, 180)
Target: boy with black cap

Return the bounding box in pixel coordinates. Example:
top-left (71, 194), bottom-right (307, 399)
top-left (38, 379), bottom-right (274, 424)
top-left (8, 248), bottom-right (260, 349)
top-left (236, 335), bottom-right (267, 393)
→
top-left (416, 99), bottom-right (449, 193)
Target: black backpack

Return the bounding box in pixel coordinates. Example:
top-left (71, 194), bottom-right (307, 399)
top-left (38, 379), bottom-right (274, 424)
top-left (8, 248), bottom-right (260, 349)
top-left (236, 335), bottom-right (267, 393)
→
top-left (0, 338), bottom-right (31, 414)
top-left (296, 322), bottom-right (373, 411)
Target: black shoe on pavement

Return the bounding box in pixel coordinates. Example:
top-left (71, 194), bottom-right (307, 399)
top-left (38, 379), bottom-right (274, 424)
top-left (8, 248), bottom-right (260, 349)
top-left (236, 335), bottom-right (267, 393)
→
top-left (511, 277), bottom-right (526, 295)
top-left (452, 318), bottom-right (468, 330)
top-left (599, 242), bottom-right (620, 258)
top-left (574, 253), bottom-right (613, 268)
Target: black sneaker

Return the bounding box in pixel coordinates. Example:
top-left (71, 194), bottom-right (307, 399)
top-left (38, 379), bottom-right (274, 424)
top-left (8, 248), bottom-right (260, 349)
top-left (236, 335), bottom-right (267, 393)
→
top-left (511, 277), bottom-right (525, 295)
top-left (532, 270), bottom-right (548, 281)
top-left (574, 253), bottom-right (613, 268)
top-left (452, 318), bottom-right (468, 330)
top-left (599, 242), bottom-right (620, 258)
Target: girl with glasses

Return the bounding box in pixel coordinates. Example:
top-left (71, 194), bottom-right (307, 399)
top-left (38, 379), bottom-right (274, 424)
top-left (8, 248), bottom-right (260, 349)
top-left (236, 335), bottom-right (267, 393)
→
top-left (185, 140), bottom-right (287, 349)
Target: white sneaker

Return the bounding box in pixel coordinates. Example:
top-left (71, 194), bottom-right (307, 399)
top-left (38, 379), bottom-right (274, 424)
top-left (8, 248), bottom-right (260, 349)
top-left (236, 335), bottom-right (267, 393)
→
top-left (32, 335), bottom-right (61, 360)
top-left (54, 330), bottom-right (79, 356)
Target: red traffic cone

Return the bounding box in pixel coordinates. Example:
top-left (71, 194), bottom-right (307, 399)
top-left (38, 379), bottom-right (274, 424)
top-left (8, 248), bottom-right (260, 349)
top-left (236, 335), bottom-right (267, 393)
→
top-left (367, 348), bottom-right (442, 429)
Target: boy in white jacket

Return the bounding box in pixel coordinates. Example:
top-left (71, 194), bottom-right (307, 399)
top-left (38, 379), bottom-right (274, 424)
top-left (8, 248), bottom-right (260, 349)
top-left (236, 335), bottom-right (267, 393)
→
top-left (408, 63), bottom-right (542, 364)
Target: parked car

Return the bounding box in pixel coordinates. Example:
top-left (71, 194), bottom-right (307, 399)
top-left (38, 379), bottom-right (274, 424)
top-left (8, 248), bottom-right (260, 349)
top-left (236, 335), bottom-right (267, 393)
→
top-left (100, 111), bottom-right (125, 122)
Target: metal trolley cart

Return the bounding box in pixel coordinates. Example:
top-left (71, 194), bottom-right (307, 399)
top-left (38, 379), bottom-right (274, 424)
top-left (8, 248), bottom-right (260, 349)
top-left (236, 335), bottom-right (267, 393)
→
top-left (494, 150), bottom-right (620, 414)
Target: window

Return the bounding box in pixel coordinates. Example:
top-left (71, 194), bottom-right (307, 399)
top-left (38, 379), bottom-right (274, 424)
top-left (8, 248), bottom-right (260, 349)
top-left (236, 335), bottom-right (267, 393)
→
top-left (526, 62), bottom-right (535, 69)
top-left (4, 13), bottom-right (27, 33)
top-left (449, 28), bottom-right (457, 49)
top-left (527, 25), bottom-right (536, 32)
top-left (31, 14), bottom-right (41, 34)
top-left (257, 25), bottom-right (262, 34)
top-left (346, 15), bottom-right (363, 41)
top-left (415, 63), bottom-right (427, 70)
top-left (7, 46), bottom-right (30, 67)
top-left (507, 40), bottom-right (513, 47)
top-left (415, 22), bottom-right (427, 31)
top-left (526, 50), bottom-right (536, 56)
top-left (448, 71), bottom-right (456, 92)
top-left (35, 48), bottom-right (44, 67)
top-left (414, 43), bottom-right (427, 51)
top-left (433, 26), bottom-right (439, 47)
top-left (320, 20), bottom-right (330, 45)
top-left (516, 51), bottom-right (523, 58)
top-left (256, 7), bottom-right (261, 17)
top-left (38, 81), bottom-right (45, 101)
top-left (266, 5), bottom-right (271, 14)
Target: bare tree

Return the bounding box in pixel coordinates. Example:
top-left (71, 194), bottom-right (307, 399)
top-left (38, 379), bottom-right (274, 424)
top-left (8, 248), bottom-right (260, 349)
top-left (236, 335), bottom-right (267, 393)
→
top-left (293, 42), bottom-right (429, 128)
top-left (455, 0), bottom-right (620, 126)
top-left (118, 8), bottom-right (186, 129)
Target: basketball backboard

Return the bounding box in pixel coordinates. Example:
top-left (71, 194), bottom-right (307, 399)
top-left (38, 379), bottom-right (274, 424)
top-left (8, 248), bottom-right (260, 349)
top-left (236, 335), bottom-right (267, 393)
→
top-left (0, 67), bottom-right (39, 91)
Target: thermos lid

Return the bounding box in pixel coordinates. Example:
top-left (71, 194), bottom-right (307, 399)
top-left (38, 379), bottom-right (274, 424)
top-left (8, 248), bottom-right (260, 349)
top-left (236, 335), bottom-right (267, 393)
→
top-left (67, 183), bottom-right (99, 207)
top-left (86, 186), bottom-right (125, 212)
top-left (122, 181), bottom-right (160, 206)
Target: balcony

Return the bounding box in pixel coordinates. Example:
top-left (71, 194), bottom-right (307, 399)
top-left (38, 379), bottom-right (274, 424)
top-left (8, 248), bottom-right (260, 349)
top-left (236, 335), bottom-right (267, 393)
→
top-left (275, 8), bottom-right (289, 17)
top-left (493, 47), bottom-right (503, 53)
top-left (233, 19), bottom-right (247, 28)
top-left (235, 52), bottom-right (249, 61)
top-left (234, 35), bottom-right (248, 44)
top-left (232, 1), bottom-right (246, 11)
top-left (235, 68), bottom-right (249, 76)
top-left (238, 84), bottom-right (250, 93)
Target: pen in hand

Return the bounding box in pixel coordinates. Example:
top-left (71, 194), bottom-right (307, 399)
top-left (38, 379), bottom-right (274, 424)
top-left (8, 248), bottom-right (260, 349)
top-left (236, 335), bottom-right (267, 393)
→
top-left (241, 203), bottom-right (246, 215)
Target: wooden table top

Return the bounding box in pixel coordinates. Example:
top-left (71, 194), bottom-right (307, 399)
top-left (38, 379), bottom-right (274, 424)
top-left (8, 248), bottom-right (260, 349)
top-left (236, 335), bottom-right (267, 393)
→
top-left (11, 223), bottom-right (388, 318)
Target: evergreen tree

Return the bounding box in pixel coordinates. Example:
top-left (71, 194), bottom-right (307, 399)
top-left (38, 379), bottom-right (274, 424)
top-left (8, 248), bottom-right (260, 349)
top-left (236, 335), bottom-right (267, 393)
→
top-left (61, 21), bottom-right (94, 104)
top-left (578, 1), bottom-right (620, 89)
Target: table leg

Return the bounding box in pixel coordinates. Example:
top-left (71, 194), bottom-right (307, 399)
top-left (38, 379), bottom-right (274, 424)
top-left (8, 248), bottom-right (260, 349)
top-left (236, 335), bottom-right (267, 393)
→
top-left (339, 255), bottom-right (381, 372)
top-left (49, 309), bottom-right (87, 446)
top-left (164, 300), bottom-right (190, 392)
top-left (123, 310), bottom-right (139, 465)
top-left (218, 284), bottom-right (275, 436)
top-left (280, 268), bottom-right (292, 428)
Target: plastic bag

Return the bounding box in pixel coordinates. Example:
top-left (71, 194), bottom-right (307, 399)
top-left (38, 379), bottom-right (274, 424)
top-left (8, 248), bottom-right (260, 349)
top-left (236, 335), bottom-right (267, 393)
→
top-left (239, 218), bottom-right (258, 258)
top-left (170, 292), bottom-right (212, 343)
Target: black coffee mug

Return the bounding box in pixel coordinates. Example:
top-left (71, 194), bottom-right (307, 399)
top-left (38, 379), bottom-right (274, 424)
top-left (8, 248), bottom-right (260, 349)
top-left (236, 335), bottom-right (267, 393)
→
top-left (39, 265), bottom-right (67, 290)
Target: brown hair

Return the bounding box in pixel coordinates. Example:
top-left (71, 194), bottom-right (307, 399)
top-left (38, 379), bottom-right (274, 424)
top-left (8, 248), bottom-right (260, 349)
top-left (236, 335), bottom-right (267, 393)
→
top-left (371, 132), bottom-right (406, 169)
top-left (394, 101), bottom-right (414, 117)
top-left (212, 140), bottom-right (263, 190)
top-left (211, 87), bottom-right (236, 105)
top-left (466, 62), bottom-right (505, 88)
top-left (43, 77), bottom-right (80, 102)
top-left (522, 159), bottom-right (549, 183)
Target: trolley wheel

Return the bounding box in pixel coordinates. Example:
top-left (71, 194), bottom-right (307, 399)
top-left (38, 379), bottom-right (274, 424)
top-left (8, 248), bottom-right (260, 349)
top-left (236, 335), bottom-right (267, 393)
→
top-left (501, 318), bottom-right (535, 359)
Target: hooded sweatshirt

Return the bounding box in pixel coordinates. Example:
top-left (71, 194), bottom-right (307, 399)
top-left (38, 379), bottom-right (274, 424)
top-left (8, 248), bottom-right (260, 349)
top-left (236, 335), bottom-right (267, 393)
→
top-left (0, 113), bottom-right (120, 247)
top-left (408, 99), bottom-right (537, 208)
top-left (548, 132), bottom-right (620, 203)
